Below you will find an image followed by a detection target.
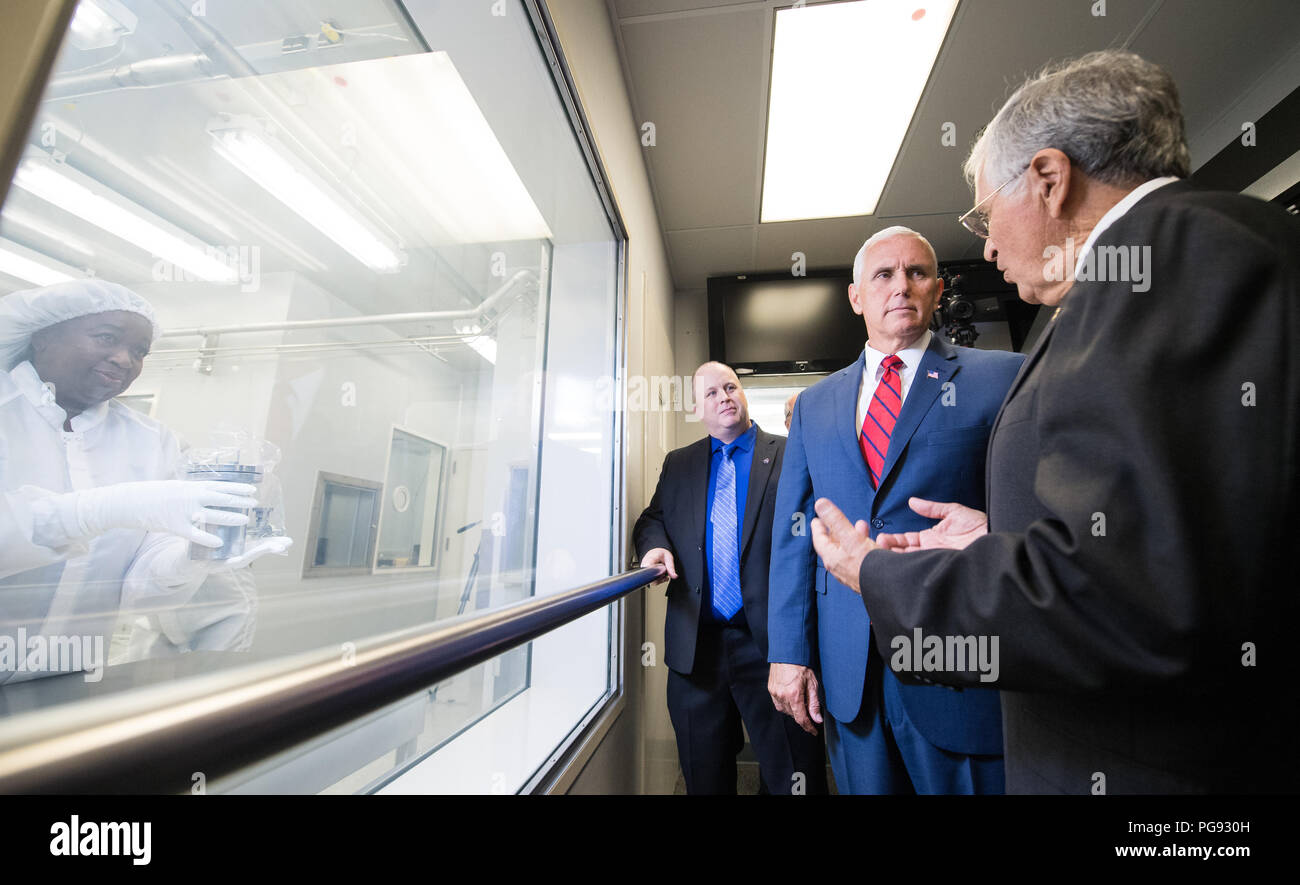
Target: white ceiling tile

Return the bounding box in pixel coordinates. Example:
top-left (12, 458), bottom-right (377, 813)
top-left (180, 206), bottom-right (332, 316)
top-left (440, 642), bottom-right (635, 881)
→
top-left (619, 9), bottom-right (769, 230)
top-left (1127, 0), bottom-right (1300, 152)
top-left (753, 217), bottom-right (873, 274)
top-left (754, 214), bottom-right (982, 275)
top-left (611, 0), bottom-right (1300, 290)
top-left (875, 0), bottom-right (1155, 217)
top-left (666, 226), bottom-right (754, 288)
top-left (613, 0), bottom-right (762, 18)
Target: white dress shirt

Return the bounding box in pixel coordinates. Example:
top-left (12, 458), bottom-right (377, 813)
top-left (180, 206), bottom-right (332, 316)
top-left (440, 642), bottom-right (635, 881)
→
top-left (856, 329), bottom-right (932, 435)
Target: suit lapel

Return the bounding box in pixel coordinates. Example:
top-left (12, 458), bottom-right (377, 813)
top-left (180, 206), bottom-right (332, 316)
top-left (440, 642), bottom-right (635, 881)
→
top-left (1001, 308), bottom-right (1057, 406)
top-left (984, 310), bottom-right (1058, 505)
top-left (739, 428), bottom-right (778, 559)
top-left (683, 436), bottom-right (711, 549)
top-left (834, 353), bottom-right (875, 495)
top-left (877, 336), bottom-right (957, 489)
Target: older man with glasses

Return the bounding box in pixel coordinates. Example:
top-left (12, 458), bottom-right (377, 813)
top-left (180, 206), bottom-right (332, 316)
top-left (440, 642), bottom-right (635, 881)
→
top-left (810, 49), bottom-right (1300, 793)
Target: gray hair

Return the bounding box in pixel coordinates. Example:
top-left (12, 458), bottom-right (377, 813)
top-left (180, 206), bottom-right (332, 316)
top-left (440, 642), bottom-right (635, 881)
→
top-left (964, 50), bottom-right (1190, 194)
top-left (852, 226), bottom-right (938, 286)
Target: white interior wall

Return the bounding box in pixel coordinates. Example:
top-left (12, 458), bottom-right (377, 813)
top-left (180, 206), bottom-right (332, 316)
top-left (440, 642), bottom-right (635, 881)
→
top-left (673, 287), bottom-right (709, 448)
top-left (547, 0), bottom-right (678, 796)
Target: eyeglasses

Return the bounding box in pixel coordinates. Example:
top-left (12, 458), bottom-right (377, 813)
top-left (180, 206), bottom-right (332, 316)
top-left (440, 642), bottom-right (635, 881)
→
top-left (958, 171), bottom-right (1023, 239)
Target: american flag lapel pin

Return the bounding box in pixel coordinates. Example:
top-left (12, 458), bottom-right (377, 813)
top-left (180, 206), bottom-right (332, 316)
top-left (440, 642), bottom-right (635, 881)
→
top-left (762, 457), bottom-right (770, 464)
top-left (927, 370), bottom-right (939, 379)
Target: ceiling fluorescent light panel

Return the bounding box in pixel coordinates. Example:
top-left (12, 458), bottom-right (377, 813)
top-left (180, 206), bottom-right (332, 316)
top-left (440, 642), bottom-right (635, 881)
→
top-left (341, 53), bottom-right (553, 244)
top-left (0, 238), bottom-right (82, 286)
top-left (13, 156), bottom-right (237, 283)
top-left (761, 0), bottom-right (959, 223)
top-left (208, 118), bottom-right (404, 273)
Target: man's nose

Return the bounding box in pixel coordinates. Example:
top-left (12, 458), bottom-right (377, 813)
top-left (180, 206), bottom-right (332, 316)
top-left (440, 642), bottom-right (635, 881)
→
top-left (106, 346), bottom-right (135, 369)
top-left (983, 239), bottom-right (998, 264)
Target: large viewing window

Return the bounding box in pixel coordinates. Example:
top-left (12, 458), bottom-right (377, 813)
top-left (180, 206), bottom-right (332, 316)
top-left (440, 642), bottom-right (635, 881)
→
top-left (0, 0), bottom-right (623, 794)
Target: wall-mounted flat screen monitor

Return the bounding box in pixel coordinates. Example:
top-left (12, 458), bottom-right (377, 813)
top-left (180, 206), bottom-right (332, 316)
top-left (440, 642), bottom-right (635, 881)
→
top-left (708, 261), bottom-right (1037, 375)
top-left (708, 269), bottom-right (862, 376)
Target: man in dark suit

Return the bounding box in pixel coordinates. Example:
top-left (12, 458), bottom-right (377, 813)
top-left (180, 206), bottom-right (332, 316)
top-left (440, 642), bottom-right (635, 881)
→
top-left (810, 49), bottom-right (1300, 793)
top-left (634, 361), bottom-right (826, 794)
top-left (767, 228), bottom-right (1024, 794)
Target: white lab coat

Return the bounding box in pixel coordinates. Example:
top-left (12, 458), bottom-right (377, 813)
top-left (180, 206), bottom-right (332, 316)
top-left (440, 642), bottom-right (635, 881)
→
top-left (0, 361), bottom-right (253, 684)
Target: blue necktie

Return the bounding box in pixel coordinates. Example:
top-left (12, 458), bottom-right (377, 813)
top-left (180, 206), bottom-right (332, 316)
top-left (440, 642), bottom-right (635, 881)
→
top-left (710, 446), bottom-right (743, 620)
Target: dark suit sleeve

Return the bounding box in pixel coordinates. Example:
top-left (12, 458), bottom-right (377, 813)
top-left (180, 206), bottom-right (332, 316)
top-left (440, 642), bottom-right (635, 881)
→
top-left (858, 196), bottom-right (1299, 696)
top-left (632, 450), bottom-right (675, 561)
top-left (767, 395), bottom-right (818, 667)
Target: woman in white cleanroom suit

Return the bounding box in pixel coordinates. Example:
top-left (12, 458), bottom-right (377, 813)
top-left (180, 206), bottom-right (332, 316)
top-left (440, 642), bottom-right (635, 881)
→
top-left (0, 280), bottom-right (286, 685)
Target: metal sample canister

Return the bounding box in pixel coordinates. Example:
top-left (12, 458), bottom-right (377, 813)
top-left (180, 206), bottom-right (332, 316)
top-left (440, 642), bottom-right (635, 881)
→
top-left (186, 463), bottom-right (264, 561)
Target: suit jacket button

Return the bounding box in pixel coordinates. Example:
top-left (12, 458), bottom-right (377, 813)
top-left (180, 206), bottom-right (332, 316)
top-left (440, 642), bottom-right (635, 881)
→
top-left (871, 518), bottom-right (884, 530)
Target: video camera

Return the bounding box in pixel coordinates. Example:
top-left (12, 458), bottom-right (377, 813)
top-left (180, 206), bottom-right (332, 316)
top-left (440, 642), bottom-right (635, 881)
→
top-left (932, 271), bottom-right (980, 347)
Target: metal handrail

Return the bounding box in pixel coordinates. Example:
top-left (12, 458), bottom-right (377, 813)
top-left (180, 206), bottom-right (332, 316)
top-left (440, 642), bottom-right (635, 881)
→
top-left (0, 566), bottom-right (664, 794)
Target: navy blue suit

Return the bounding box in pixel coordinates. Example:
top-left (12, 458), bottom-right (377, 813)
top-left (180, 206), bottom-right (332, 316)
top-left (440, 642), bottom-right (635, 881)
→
top-left (768, 334), bottom-right (1022, 793)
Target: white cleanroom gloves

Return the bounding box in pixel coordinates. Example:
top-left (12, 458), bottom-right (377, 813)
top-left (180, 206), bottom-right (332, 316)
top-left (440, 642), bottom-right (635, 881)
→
top-left (70, 480), bottom-right (258, 547)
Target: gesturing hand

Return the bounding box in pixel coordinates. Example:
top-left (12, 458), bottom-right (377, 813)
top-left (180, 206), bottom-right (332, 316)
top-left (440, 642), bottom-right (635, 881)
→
top-left (875, 497), bottom-right (988, 553)
top-left (809, 497), bottom-right (876, 594)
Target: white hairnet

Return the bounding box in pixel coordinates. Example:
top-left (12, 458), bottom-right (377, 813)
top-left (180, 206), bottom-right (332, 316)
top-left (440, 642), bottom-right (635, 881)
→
top-left (0, 280), bottom-right (161, 371)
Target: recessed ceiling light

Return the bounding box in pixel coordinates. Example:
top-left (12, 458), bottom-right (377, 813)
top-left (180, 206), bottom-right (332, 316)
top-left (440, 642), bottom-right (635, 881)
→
top-left (760, 0), bottom-right (959, 223)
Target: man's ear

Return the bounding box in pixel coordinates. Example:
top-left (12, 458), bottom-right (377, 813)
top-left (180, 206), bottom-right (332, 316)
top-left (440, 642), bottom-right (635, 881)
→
top-left (847, 283), bottom-right (864, 316)
top-left (1028, 148), bottom-right (1073, 219)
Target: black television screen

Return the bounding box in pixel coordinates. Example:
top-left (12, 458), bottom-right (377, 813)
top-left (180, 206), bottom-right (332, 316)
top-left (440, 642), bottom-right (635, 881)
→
top-left (708, 261), bottom-right (1036, 374)
top-left (707, 269), bottom-right (863, 376)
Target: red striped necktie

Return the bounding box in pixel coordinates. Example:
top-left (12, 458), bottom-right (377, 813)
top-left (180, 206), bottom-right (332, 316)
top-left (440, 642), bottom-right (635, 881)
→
top-left (860, 354), bottom-right (904, 489)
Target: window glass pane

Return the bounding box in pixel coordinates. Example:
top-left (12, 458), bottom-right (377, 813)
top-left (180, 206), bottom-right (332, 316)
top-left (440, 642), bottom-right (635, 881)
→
top-left (0, 0), bottom-right (620, 793)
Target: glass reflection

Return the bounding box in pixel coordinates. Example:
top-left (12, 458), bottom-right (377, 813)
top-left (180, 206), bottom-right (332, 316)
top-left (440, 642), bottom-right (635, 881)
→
top-left (1, 0), bottom-right (619, 794)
